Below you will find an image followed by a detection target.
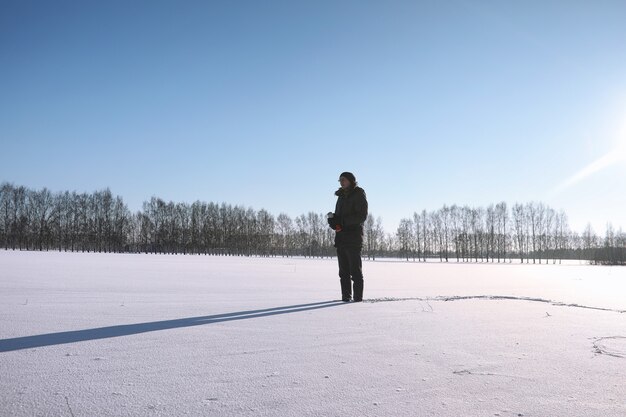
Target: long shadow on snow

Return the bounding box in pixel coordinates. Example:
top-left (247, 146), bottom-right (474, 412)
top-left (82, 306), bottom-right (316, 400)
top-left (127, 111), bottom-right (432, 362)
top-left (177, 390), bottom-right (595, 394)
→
top-left (0, 300), bottom-right (347, 352)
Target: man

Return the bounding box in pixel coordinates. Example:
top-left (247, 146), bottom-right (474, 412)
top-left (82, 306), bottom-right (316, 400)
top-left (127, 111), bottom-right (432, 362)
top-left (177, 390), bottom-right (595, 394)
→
top-left (327, 172), bottom-right (368, 302)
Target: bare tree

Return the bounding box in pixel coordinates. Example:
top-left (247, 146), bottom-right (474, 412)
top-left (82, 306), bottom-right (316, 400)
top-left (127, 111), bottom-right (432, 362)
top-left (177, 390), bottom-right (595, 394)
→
top-left (485, 204), bottom-right (496, 263)
top-left (553, 210), bottom-right (569, 264)
top-left (543, 207), bottom-right (555, 263)
top-left (582, 223), bottom-right (597, 261)
top-left (396, 218), bottom-right (414, 261)
top-left (468, 207), bottom-right (484, 262)
top-left (527, 202), bottom-right (545, 264)
top-left (512, 203), bottom-right (526, 263)
top-left (364, 214), bottom-right (383, 260)
top-left (0, 183), bottom-right (13, 250)
top-left (29, 188), bottom-right (55, 251)
top-left (495, 202), bottom-right (508, 262)
top-left (440, 205), bottom-right (451, 262)
top-left (276, 213), bottom-right (293, 257)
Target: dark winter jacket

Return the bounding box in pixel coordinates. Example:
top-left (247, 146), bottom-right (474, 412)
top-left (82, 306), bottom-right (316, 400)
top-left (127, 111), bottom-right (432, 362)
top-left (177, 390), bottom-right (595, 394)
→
top-left (328, 186), bottom-right (368, 248)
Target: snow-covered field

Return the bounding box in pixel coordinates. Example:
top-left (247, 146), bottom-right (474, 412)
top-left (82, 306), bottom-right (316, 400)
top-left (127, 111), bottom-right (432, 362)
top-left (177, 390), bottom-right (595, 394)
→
top-left (1, 250), bottom-right (625, 417)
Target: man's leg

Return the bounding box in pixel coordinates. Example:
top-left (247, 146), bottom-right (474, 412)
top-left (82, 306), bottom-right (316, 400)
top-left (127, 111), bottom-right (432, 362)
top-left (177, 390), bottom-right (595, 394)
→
top-left (347, 247), bottom-right (364, 301)
top-left (337, 247), bottom-right (352, 301)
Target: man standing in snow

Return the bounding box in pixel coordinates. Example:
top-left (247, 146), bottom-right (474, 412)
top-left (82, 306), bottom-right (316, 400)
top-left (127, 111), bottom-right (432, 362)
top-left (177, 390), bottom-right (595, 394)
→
top-left (327, 172), bottom-right (368, 302)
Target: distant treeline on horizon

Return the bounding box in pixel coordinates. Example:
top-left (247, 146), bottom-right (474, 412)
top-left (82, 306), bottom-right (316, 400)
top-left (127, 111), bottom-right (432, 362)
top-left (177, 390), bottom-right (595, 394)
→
top-left (0, 182), bottom-right (624, 265)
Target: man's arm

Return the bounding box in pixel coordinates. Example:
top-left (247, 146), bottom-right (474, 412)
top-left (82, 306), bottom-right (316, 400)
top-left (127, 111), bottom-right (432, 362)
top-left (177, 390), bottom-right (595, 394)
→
top-left (356, 190), bottom-right (368, 224)
top-left (342, 190), bottom-right (368, 229)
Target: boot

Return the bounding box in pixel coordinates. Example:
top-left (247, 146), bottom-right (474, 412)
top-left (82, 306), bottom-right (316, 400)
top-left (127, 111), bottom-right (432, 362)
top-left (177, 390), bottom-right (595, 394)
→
top-left (353, 279), bottom-right (363, 302)
top-left (340, 276), bottom-right (352, 302)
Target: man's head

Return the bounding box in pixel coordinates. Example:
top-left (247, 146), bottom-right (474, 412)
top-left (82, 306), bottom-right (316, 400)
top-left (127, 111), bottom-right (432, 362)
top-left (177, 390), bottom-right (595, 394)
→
top-left (339, 172), bottom-right (356, 189)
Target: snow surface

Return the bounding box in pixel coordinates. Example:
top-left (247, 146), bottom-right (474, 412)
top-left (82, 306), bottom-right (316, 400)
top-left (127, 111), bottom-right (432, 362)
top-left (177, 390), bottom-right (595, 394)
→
top-left (1, 250), bottom-right (625, 416)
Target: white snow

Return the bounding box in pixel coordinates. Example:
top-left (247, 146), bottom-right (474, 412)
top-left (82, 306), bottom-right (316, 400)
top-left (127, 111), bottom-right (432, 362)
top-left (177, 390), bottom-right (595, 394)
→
top-left (1, 250), bottom-right (625, 416)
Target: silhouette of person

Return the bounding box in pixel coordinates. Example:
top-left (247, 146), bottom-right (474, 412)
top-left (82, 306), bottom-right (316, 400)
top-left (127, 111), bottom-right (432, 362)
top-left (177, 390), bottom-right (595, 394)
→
top-left (327, 172), bottom-right (368, 302)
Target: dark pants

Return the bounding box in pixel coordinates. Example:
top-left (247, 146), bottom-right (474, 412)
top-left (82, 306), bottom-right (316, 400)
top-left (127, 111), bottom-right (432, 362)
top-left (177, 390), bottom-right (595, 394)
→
top-left (337, 246), bottom-right (364, 301)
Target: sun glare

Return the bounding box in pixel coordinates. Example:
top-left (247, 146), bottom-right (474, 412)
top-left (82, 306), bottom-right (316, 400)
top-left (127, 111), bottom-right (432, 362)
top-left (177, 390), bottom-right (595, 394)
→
top-left (617, 136), bottom-right (626, 160)
top-left (556, 138), bottom-right (626, 192)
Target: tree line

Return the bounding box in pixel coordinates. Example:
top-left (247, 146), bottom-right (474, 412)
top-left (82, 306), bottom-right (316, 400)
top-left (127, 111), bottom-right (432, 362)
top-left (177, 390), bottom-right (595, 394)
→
top-left (394, 202), bottom-right (625, 265)
top-left (1, 182), bottom-right (624, 264)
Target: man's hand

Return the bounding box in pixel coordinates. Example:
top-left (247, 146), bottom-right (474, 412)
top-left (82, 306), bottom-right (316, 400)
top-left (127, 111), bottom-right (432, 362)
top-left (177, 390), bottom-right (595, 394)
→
top-left (327, 212), bottom-right (338, 230)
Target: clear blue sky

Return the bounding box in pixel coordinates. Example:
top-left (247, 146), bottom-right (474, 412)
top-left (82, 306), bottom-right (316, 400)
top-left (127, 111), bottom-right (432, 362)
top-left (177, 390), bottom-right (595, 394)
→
top-left (2, 1), bottom-right (625, 235)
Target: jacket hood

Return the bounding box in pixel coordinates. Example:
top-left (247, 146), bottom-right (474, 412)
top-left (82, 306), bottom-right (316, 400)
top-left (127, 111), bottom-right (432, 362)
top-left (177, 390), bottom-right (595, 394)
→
top-left (335, 186), bottom-right (364, 197)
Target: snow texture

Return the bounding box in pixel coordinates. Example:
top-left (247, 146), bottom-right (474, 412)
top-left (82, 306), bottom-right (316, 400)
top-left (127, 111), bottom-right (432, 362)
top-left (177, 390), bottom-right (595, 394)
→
top-left (1, 250), bottom-right (625, 416)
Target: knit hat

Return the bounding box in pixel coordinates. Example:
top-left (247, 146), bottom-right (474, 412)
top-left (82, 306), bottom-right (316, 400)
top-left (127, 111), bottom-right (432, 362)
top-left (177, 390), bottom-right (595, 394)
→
top-left (339, 172), bottom-right (356, 183)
